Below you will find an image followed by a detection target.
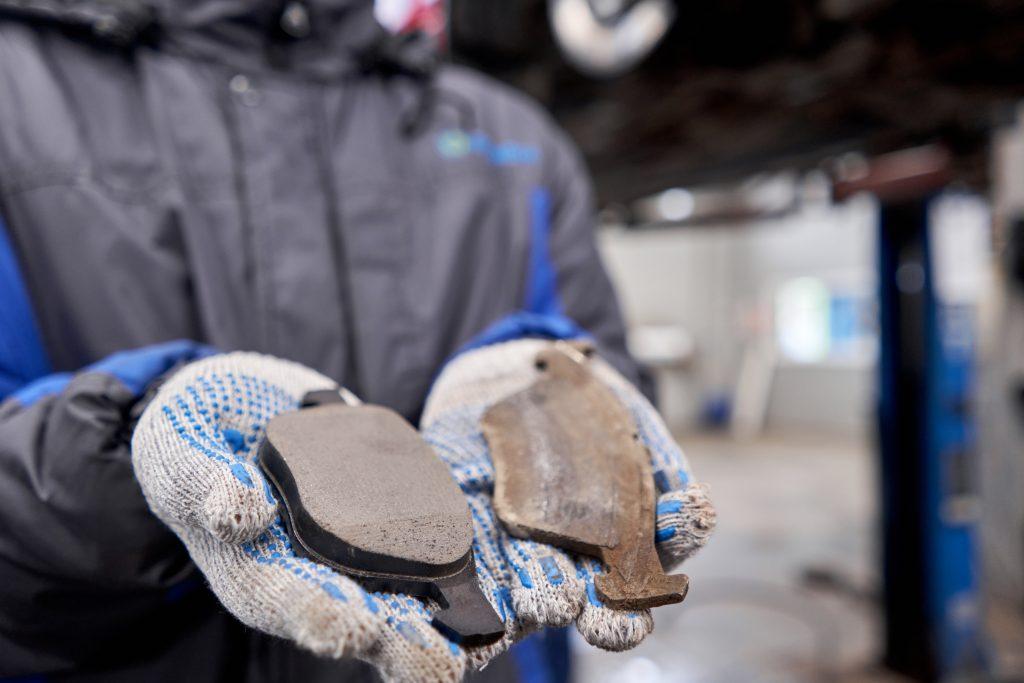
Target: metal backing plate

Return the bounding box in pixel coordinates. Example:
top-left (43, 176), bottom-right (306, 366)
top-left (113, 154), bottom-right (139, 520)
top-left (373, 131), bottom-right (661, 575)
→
top-left (483, 347), bottom-right (688, 610)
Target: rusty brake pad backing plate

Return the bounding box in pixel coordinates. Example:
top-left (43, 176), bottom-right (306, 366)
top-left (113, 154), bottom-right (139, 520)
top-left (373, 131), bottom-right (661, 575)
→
top-left (482, 346), bottom-right (688, 610)
top-left (258, 402), bottom-right (503, 645)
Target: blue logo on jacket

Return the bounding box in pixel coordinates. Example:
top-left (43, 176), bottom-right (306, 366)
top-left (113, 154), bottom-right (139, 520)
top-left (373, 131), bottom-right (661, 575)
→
top-left (436, 129), bottom-right (540, 166)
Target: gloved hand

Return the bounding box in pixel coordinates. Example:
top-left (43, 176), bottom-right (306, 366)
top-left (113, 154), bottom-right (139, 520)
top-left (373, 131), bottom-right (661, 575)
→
top-left (131, 352), bottom-right (472, 682)
top-left (418, 338), bottom-right (716, 673)
top-left (131, 345), bottom-right (715, 681)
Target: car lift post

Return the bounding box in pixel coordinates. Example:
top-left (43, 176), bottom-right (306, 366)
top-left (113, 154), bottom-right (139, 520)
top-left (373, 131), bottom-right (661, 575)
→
top-left (834, 146), bottom-right (984, 682)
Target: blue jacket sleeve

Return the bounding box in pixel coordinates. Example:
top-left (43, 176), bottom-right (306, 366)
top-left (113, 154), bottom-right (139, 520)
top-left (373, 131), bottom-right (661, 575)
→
top-left (467, 121), bottom-right (653, 398)
top-left (540, 126), bottom-right (647, 391)
top-left (0, 213), bottom-right (51, 399)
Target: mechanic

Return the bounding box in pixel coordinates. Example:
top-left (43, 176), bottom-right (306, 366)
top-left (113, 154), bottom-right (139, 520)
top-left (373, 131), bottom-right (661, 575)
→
top-left (0, 1), bottom-right (712, 681)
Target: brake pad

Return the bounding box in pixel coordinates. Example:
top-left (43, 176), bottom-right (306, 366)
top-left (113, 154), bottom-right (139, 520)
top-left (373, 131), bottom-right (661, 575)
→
top-left (482, 345), bottom-right (689, 610)
top-left (258, 394), bottom-right (503, 646)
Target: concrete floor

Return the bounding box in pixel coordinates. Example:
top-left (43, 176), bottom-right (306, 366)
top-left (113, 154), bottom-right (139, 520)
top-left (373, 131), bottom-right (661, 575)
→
top-left (572, 430), bottom-right (905, 683)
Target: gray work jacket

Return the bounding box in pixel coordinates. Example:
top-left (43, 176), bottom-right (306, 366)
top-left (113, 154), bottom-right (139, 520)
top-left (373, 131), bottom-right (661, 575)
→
top-left (0, 1), bottom-right (639, 679)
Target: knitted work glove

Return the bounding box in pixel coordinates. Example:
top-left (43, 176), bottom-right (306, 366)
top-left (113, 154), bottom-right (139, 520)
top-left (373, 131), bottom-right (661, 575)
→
top-left (420, 338), bottom-right (716, 671)
top-left (131, 353), bottom-right (470, 682)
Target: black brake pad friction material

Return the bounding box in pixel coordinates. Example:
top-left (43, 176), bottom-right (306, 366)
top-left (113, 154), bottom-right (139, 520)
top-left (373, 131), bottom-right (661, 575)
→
top-left (258, 403), bottom-right (503, 645)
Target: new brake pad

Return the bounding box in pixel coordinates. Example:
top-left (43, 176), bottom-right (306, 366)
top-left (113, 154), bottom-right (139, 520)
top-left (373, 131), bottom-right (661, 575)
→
top-left (258, 396), bottom-right (503, 646)
top-left (482, 345), bottom-right (689, 610)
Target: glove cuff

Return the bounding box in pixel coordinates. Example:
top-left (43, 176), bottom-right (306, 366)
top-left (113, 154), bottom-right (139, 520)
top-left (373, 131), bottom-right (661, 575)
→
top-left (456, 311), bottom-right (588, 356)
top-left (421, 336), bottom-right (638, 427)
top-left (423, 312), bottom-right (592, 427)
top-left (422, 339), bottom-right (552, 426)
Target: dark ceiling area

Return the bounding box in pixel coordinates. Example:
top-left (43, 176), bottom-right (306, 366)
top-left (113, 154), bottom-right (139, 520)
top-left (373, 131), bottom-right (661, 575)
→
top-left (451, 0), bottom-right (1024, 203)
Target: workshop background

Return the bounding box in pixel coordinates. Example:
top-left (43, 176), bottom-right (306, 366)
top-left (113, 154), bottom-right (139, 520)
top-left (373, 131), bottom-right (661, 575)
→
top-left (378, 1), bottom-right (1024, 682)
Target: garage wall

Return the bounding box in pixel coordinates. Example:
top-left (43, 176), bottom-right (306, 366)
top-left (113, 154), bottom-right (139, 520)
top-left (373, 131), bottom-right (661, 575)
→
top-left (598, 193), bottom-right (878, 435)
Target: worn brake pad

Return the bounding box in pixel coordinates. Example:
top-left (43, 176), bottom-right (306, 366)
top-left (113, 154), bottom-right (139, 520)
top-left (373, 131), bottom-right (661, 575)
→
top-left (482, 345), bottom-right (688, 610)
top-left (258, 393), bottom-right (503, 646)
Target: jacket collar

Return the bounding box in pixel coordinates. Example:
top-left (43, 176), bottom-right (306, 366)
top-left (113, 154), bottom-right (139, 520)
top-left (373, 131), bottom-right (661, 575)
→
top-left (154, 0), bottom-right (384, 78)
top-left (0, 0), bottom-right (385, 78)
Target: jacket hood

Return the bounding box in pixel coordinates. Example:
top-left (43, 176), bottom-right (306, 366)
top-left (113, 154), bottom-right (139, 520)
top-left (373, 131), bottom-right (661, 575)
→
top-left (155, 0), bottom-right (385, 77)
top-left (0, 0), bottom-right (388, 78)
